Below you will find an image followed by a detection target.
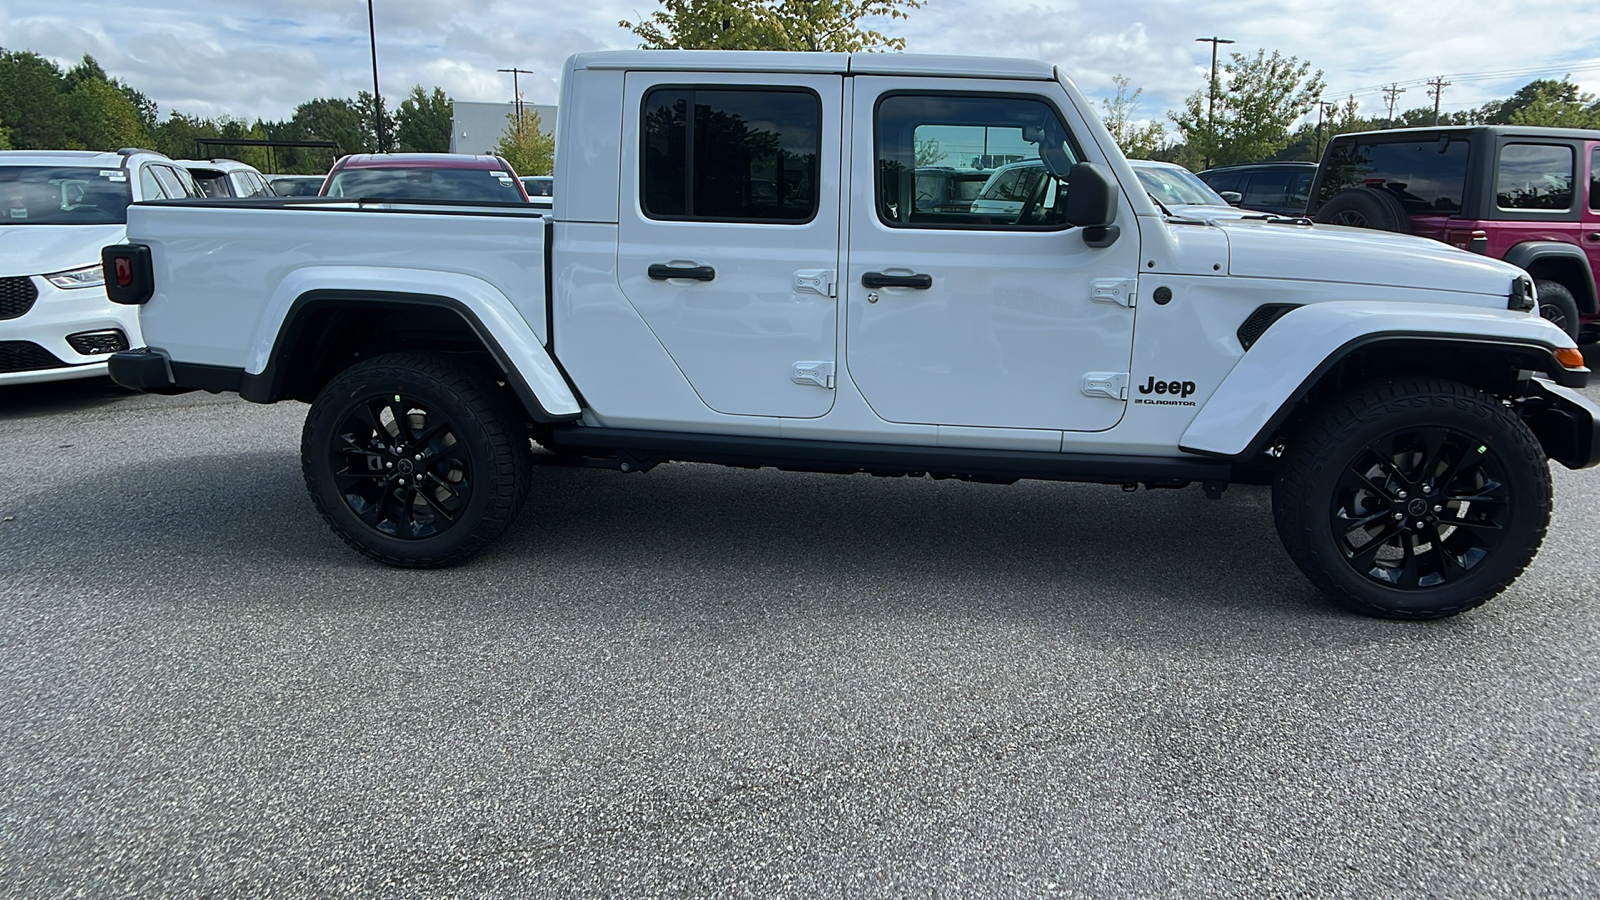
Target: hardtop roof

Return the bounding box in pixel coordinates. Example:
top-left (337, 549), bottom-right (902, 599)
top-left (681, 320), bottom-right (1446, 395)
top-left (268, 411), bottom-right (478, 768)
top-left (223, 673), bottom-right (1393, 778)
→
top-left (566, 50), bottom-right (1056, 81)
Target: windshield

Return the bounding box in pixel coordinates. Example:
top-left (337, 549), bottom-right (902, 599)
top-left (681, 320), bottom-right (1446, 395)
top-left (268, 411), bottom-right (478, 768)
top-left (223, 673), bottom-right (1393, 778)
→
top-left (325, 167), bottom-right (524, 202)
top-left (1, 166), bottom-right (133, 225)
top-left (1133, 165), bottom-right (1229, 207)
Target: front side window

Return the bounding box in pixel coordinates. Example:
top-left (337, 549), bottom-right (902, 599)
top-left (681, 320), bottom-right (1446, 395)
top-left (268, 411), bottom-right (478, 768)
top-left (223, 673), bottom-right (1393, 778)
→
top-left (641, 87), bottom-right (820, 223)
top-left (151, 164), bottom-right (197, 199)
top-left (1317, 137), bottom-right (1470, 214)
top-left (876, 93), bottom-right (1080, 229)
top-left (1497, 143), bottom-right (1574, 210)
top-left (0, 166), bottom-right (134, 225)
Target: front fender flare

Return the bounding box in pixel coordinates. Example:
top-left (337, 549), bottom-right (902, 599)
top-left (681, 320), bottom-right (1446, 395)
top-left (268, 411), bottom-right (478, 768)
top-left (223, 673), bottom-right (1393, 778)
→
top-left (1179, 301), bottom-right (1583, 458)
top-left (1504, 241), bottom-right (1597, 314)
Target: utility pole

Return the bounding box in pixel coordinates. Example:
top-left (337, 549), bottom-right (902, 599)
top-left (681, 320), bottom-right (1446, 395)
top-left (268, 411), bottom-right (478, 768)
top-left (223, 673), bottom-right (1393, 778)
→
top-left (1382, 83), bottom-right (1406, 128)
top-left (1194, 36), bottom-right (1235, 169)
top-left (366, 0), bottom-right (385, 153)
top-left (497, 68), bottom-right (536, 130)
top-left (1314, 99), bottom-right (1337, 160)
top-left (1426, 76), bottom-right (1452, 125)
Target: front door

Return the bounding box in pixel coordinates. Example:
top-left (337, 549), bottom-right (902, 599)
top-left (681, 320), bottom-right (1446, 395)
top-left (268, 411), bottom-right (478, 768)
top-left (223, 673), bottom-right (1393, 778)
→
top-left (844, 78), bottom-right (1141, 432)
top-left (617, 73), bottom-right (844, 419)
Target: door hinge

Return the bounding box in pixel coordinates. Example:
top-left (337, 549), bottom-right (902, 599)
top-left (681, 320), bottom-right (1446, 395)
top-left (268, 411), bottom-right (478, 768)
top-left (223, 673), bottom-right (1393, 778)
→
top-left (1091, 278), bottom-right (1136, 308)
top-left (792, 360), bottom-right (835, 389)
top-left (1081, 371), bottom-right (1129, 400)
top-left (794, 269), bottom-right (837, 298)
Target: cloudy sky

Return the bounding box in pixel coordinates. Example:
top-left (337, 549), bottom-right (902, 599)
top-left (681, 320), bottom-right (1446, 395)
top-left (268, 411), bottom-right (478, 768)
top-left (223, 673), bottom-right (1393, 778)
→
top-left (3, 1), bottom-right (1598, 131)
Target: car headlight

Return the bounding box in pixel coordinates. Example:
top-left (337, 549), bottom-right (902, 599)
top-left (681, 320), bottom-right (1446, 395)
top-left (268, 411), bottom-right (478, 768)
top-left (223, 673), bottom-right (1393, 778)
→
top-left (45, 265), bottom-right (106, 290)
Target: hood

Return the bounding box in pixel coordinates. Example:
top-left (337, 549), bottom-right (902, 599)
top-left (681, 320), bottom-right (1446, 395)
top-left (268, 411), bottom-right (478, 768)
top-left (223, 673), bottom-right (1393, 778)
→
top-left (0, 224), bottom-right (126, 278)
top-left (1216, 219), bottom-right (1524, 299)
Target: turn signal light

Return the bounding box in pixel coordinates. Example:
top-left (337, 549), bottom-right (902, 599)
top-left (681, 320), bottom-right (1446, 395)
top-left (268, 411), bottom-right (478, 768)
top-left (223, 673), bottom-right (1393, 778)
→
top-left (1555, 347), bottom-right (1585, 369)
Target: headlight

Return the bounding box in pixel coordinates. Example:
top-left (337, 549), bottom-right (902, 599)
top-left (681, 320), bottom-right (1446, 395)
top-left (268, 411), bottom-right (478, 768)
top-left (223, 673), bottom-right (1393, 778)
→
top-left (45, 265), bottom-right (106, 290)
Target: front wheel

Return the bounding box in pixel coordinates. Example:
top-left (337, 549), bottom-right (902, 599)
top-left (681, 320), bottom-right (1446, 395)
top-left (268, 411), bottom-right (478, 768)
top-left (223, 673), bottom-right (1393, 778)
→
top-left (1534, 280), bottom-right (1581, 341)
top-left (302, 352), bottom-right (531, 567)
top-left (1273, 378), bottom-right (1550, 619)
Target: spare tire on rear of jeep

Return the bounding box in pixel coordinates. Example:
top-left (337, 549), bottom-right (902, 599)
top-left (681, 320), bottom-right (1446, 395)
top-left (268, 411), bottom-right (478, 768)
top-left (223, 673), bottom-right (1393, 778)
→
top-left (1313, 187), bottom-right (1412, 233)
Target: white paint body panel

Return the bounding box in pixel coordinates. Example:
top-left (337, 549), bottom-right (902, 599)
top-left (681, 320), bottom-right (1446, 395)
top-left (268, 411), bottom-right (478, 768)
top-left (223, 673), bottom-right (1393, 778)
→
top-left (123, 51), bottom-right (1577, 464)
top-left (1180, 302), bottom-right (1575, 456)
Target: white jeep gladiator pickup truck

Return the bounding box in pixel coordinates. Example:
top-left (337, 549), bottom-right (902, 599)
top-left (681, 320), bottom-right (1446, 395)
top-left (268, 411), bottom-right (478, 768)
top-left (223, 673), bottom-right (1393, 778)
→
top-left (101, 51), bottom-right (1600, 619)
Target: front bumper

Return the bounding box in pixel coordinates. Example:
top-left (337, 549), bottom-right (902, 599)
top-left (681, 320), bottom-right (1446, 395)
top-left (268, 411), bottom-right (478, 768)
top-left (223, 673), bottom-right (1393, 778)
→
top-left (1521, 376), bottom-right (1600, 469)
top-left (0, 274), bottom-right (141, 385)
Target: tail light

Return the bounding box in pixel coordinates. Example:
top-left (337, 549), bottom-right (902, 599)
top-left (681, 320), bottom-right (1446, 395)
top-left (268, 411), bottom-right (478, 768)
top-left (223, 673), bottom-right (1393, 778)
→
top-left (101, 244), bottom-right (154, 305)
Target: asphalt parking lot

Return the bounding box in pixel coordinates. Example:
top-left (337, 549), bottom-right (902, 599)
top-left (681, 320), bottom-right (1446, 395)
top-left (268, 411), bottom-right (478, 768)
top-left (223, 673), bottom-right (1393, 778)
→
top-left (2, 378), bottom-right (1598, 898)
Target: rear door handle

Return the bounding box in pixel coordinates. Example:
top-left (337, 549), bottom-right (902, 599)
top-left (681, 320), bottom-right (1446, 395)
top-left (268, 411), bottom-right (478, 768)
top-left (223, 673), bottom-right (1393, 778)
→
top-left (861, 272), bottom-right (933, 289)
top-left (1587, 232), bottom-right (1600, 242)
top-left (648, 264), bottom-right (715, 282)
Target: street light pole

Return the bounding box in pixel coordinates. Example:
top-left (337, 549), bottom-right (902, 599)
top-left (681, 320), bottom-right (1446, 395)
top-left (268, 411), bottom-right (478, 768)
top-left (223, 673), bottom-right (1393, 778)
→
top-left (1194, 36), bottom-right (1234, 169)
top-left (367, 0), bottom-right (385, 153)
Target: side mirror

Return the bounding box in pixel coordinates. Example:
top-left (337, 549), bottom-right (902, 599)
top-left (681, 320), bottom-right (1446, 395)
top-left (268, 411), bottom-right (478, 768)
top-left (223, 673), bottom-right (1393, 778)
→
top-left (1065, 162), bottom-right (1120, 248)
top-left (1219, 190), bottom-right (1243, 205)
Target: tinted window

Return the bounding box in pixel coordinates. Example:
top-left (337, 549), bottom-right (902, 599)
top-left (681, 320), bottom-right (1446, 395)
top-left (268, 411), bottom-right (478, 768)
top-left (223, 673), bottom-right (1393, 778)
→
top-left (1242, 171), bottom-right (1293, 207)
top-left (1317, 138), bottom-right (1470, 213)
top-left (876, 93), bottom-right (1080, 229)
top-left (0, 165), bottom-right (133, 225)
top-left (1592, 148), bottom-right (1599, 212)
top-left (641, 87), bottom-right (819, 222)
top-left (192, 172), bottom-right (231, 198)
top-left (1496, 143), bottom-right (1574, 210)
top-left (152, 165), bottom-right (196, 199)
top-left (325, 167), bottom-right (525, 202)
top-left (1200, 171), bottom-right (1242, 194)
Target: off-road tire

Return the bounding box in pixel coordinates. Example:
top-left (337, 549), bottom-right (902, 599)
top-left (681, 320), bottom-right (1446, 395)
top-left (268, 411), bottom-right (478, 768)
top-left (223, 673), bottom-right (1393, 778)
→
top-left (302, 352), bottom-right (532, 567)
top-left (1274, 378), bottom-right (1550, 619)
top-left (1312, 187), bottom-right (1412, 233)
top-left (1534, 280), bottom-right (1581, 341)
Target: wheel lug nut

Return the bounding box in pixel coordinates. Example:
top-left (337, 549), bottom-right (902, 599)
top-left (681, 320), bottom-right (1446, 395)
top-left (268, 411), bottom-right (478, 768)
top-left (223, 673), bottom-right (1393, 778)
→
top-left (398, 478), bottom-right (406, 485)
top-left (1394, 512), bottom-right (1404, 520)
top-left (386, 461), bottom-right (393, 468)
top-left (1397, 491), bottom-right (1407, 499)
top-left (1433, 504), bottom-right (1442, 512)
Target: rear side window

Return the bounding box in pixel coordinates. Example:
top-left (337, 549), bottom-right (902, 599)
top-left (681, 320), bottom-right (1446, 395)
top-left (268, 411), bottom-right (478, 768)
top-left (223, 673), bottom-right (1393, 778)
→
top-left (1200, 171), bottom-right (1242, 194)
top-left (1497, 143), bottom-right (1574, 210)
top-left (641, 87), bottom-right (820, 223)
top-left (1241, 171), bottom-right (1295, 208)
top-left (151, 164), bottom-right (196, 199)
top-left (1317, 138), bottom-right (1470, 213)
top-left (1592, 148), bottom-right (1599, 212)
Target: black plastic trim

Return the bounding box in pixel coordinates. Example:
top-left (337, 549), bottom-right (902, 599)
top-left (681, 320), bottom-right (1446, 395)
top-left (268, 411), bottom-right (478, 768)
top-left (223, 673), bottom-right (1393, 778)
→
top-left (544, 426), bottom-right (1231, 485)
top-left (1182, 331), bottom-right (1591, 461)
top-left (106, 348), bottom-right (243, 394)
top-left (1503, 241), bottom-right (1598, 314)
top-left (248, 290), bottom-right (580, 422)
top-left (101, 244), bottom-right (154, 305)
top-left (1520, 376), bottom-right (1600, 469)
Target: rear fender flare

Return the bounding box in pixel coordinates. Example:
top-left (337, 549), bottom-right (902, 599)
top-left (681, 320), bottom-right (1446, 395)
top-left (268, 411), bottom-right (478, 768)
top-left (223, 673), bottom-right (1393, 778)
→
top-left (245, 266), bottom-right (580, 420)
top-left (1504, 242), bottom-right (1597, 314)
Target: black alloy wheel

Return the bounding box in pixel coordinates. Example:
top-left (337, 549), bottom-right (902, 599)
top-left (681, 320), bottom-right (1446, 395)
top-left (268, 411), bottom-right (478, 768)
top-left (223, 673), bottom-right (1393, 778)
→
top-left (302, 352), bottom-right (531, 567)
top-left (1274, 378), bottom-right (1549, 619)
top-left (329, 393), bottom-right (473, 541)
top-left (1331, 427), bottom-right (1509, 590)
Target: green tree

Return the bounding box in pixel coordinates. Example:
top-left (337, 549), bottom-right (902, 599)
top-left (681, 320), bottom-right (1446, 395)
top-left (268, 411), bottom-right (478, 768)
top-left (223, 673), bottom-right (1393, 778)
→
top-left (63, 76), bottom-right (147, 150)
top-left (1492, 79), bottom-right (1600, 128)
top-left (0, 49), bottom-right (71, 149)
top-left (395, 85), bottom-right (453, 153)
top-left (621, 0), bottom-right (923, 52)
top-left (1169, 49), bottom-right (1325, 168)
top-left (1099, 74), bottom-right (1165, 159)
top-left (289, 96), bottom-right (376, 155)
top-left (0, 110), bottom-right (11, 150)
top-left (494, 109), bottom-right (555, 176)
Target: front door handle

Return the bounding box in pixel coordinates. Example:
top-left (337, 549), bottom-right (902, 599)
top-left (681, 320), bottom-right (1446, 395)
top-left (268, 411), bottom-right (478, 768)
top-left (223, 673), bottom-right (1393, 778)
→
top-left (648, 264), bottom-right (715, 282)
top-left (1587, 232), bottom-right (1600, 242)
top-left (861, 272), bottom-right (933, 289)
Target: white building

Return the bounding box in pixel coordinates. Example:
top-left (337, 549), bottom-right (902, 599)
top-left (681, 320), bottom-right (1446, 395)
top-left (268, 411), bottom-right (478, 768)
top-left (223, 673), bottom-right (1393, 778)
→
top-left (450, 101), bottom-right (557, 155)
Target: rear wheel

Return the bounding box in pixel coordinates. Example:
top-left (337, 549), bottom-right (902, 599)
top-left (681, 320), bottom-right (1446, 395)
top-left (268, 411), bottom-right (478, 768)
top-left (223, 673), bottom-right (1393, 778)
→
top-left (1533, 279), bottom-right (1581, 341)
top-left (1273, 378), bottom-right (1550, 619)
top-left (302, 352), bottom-right (531, 567)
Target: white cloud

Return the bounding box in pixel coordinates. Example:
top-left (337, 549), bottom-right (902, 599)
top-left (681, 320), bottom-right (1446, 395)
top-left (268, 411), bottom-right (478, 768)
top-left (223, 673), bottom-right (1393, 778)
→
top-left (1, 0), bottom-right (1597, 127)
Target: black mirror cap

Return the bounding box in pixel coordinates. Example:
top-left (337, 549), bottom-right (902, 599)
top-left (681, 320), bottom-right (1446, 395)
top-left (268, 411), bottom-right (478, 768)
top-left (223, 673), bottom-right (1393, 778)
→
top-left (1066, 162), bottom-right (1120, 248)
top-left (102, 244), bottom-right (154, 305)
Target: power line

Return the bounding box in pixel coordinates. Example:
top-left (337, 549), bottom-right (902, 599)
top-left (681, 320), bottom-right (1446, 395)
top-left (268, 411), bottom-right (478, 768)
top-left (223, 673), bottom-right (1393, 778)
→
top-left (1327, 60), bottom-right (1600, 100)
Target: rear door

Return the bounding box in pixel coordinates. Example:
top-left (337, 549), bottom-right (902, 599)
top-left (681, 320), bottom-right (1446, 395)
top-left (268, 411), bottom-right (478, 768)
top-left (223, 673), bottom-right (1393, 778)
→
top-left (616, 73), bottom-right (843, 419)
top-left (1585, 143), bottom-right (1600, 291)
